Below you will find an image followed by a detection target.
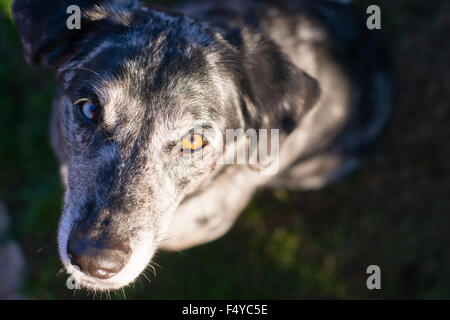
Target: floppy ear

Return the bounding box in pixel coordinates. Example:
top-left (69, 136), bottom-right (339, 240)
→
top-left (12, 0), bottom-right (139, 68)
top-left (233, 30), bottom-right (321, 134)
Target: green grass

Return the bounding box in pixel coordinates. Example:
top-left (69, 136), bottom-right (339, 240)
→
top-left (0, 0), bottom-right (449, 299)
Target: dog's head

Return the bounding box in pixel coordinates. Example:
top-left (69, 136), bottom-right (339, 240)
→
top-left (13, 0), bottom-right (320, 290)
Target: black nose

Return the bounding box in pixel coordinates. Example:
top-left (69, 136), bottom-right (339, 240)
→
top-left (67, 229), bottom-right (131, 280)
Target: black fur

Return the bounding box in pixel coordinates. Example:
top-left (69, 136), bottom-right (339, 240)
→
top-left (12, 0), bottom-right (392, 290)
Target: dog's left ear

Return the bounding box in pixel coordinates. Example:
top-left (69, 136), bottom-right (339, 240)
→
top-left (12, 0), bottom-right (139, 68)
top-left (231, 30), bottom-right (321, 134)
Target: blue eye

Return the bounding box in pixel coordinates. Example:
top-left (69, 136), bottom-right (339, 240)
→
top-left (76, 99), bottom-right (99, 122)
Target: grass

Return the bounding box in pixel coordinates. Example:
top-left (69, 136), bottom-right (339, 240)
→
top-left (0, 0), bottom-right (449, 299)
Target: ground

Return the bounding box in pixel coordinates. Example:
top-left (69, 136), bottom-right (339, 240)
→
top-left (0, 0), bottom-right (448, 299)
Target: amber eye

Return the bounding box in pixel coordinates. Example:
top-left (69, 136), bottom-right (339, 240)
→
top-left (182, 134), bottom-right (206, 151)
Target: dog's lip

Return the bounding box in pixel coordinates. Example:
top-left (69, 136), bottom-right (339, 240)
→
top-left (79, 278), bottom-right (117, 289)
top-left (68, 268), bottom-right (129, 290)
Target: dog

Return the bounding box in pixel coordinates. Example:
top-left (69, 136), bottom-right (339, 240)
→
top-left (12, 0), bottom-right (392, 291)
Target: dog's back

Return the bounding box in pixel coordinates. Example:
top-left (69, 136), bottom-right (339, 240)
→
top-left (180, 0), bottom-right (393, 189)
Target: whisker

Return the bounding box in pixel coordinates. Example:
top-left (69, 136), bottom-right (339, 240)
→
top-left (142, 271), bottom-right (151, 284)
top-left (36, 247), bottom-right (47, 254)
top-left (147, 264), bottom-right (157, 277)
top-left (151, 260), bottom-right (162, 270)
top-left (56, 267), bottom-right (66, 275)
top-left (57, 66), bottom-right (103, 81)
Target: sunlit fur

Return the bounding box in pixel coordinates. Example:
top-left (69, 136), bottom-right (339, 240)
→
top-left (13, 0), bottom-right (392, 290)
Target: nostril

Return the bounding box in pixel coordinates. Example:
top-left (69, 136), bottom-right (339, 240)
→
top-left (67, 251), bottom-right (81, 270)
top-left (67, 231), bottom-right (87, 272)
top-left (68, 230), bottom-right (130, 280)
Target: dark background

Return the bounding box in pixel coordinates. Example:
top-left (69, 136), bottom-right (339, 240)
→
top-left (0, 0), bottom-right (449, 299)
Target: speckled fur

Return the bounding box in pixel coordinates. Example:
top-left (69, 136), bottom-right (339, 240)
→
top-left (12, 0), bottom-right (392, 290)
